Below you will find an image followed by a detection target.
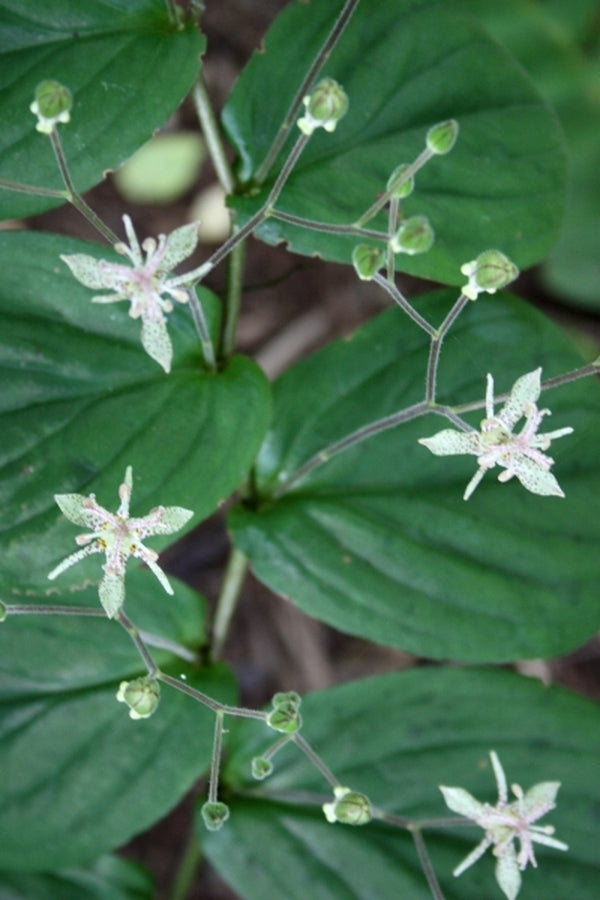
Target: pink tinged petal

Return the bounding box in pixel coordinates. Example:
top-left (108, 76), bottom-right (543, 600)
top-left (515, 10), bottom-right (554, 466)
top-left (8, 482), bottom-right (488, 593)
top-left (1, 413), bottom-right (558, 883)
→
top-left (132, 505), bottom-right (194, 536)
top-left (528, 830), bottom-right (569, 853)
top-left (99, 571), bottom-right (125, 618)
top-left (53, 492), bottom-right (97, 527)
top-left (60, 253), bottom-right (110, 290)
top-left (498, 368), bottom-right (542, 431)
top-left (161, 222), bottom-right (200, 271)
top-left (440, 786), bottom-right (486, 820)
top-left (118, 467), bottom-right (133, 517)
top-left (490, 751), bottom-right (508, 805)
top-left (520, 781), bottom-right (560, 820)
top-left (418, 429), bottom-right (481, 456)
top-left (509, 456), bottom-right (566, 497)
top-left (140, 313), bottom-right (173, 372)
top-left (495, 849), bottom-right (521, 900)
top-left (48, 542), bottom-right (102, 580)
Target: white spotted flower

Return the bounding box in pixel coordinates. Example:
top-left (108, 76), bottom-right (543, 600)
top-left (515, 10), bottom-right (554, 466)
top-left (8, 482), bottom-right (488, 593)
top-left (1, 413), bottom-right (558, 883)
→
top-left (48, 466), bottom-right (193, 618)
top-left (61, 215), bottom-right (199, 372)
top-left (440, 751), bottom-right (568, 900)
top-left (419, 368), bottom-right (573, 500)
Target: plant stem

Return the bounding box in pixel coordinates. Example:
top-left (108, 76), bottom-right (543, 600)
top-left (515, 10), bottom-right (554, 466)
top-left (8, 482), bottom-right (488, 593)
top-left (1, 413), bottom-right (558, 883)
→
top-left (220, 239), bottom-right (246, 360)
top-left (3, 603), bottom-right (105, 617)
top-left (270, 401), bottom-right (429, 498)
top-left (158, 672), bottom-right (268, 720)
top-left (372, 272), bottom-right (437, 336)
top-left (49, 129), bottom-right (119, 244)
top-left (186, 287), bottom-right (217, 370)
top-left (168, 828), bottom-right (202, 900)
top-left (192, 75), bottom-right (235, 195)
top-left (0, 177), bottom-right (67, 198)
top-left (410, 827), bottom-right (447, 900)
top-left (292, 733), bottom-right (340, 789)
top-left (355, 146), bottom-right (434, 227)
top-left (269, 208), bottom-right (388, 241)
top-left (211, 546), bottom-right (249, 661)
top-left (208, 711), bottom-right (225, 802)
top-left (253, 0), bottom-right (361, 185)
top-left (425, 293), bottom-right (469, 403)
top-left (117, 610), bottom-right (158, 676)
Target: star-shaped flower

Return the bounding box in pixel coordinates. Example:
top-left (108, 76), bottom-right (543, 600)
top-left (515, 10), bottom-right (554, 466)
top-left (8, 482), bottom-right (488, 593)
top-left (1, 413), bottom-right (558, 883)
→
top-left (440, 751), bottom-right (568, 900)
top-left (61, 215), bottom-right (199, 372)
top-left (48, 466), bottom-right (193, 617)
top-left (419, 368), bottom-right (573, 499)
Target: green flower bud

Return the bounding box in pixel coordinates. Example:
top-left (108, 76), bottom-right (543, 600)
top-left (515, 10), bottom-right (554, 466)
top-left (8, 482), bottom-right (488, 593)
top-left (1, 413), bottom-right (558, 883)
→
top-left (426, 119), bottom-right (459, 155)
top-left (267, 702), bottom-right (302, 733)
top-left (116, 676), bottom-right (160, 720)
top-left (352, 245), bottom-right (385, 281)
top-left (386, 163), bottom-right (414, 199)
top-left (30, 80), bottom-right (72, 134)
top-left (0, 601), bottom-right (6, 622)
top-left (251, 756), bottom-right (274, 780)
top-left (322, 786), bottom-right (372, 826)
top-left (460, 249), bottom-right (519, 300)
top-left (297, 78), bottom-right (349, 135)
top-left (201, 801), bottom-right (230, 832)
top-left (272, 691), bottom-right (301, 708)
top-left (390, 215), bottom-right (434, 255)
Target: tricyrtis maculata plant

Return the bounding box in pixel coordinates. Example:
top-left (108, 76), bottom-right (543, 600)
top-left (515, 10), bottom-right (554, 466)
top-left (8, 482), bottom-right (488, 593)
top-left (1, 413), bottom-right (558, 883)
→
top-left (0, 2), bottom-right (598, 899)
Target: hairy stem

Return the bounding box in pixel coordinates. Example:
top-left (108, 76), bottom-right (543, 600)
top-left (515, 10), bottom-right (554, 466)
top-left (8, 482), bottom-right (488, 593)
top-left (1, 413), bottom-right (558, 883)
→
top-left (292, 733), bottom-right (340, 789)
top-left (210, 546), bottom-right (249, 661)
top-left (372, 272), bottom-right (436, 336)
top-left (192, 75), bottom-right (235, 194)
top-left (117, 610), bottom-right (158, 676)
top-left (425, 293), bottom-right (470, 403)
top-left (410, 827), bottom-right (448, 900)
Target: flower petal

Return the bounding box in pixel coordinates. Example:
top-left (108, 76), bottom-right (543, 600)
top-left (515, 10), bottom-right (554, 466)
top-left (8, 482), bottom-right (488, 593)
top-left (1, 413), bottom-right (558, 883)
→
top-left (418, 429), bottom-right (481, 457)
top-left (61, 253), bottom-right (110, 290)
top-left (509, 455), bottom-right (566, 497)
top-left (162, 221), bottom-right (200, 271)
top-left (99, 571), bottom-right (125, 618)
top-left (439, 786), bottom-right (485, 819)
top-left (495, 848), bottom-right (521, 900)
top-left (53, 492), bottom-right (95, 527)
top-left (140, 314), bottom-right (173, 373)
top-left (498, 368), bottom-right (542, 430)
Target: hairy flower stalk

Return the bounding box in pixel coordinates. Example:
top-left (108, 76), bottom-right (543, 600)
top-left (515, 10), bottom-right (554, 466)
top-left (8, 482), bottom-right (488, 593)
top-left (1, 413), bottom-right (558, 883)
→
top-left (48, 466), bottom-right (193, 617)
top-left (419, 368), bottom-right (573, 499)
top-left (61, 215), bottom-right (200, 372)
top-left (440, 751), bottom-right (568, 900)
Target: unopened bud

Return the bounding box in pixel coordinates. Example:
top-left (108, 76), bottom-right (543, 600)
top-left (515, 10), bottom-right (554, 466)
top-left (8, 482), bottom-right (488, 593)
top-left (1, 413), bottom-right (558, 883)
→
top-left (267, 691), bottom-right (302, 733)
top-left (251, 756), bottom-right (274, 780)
top-left (0, 601), bottom-right (6, 622)
top-left (322, 786), bottom-right (372, 825)
top-left (390, 215), bottom-right (434, 255)
top-left (116, 676), bottom-right (160, 720)
top-left (201, 801), bottom-right (230, 831)
top-left (30, 80), bottom-right (72, 134)
top-left (352, 244), bottom-right (385, 280)
top-left (460, 249), bottom-right (519, 300)
top-left (386, 163), bottom-right (414, 199)
top-left (426, 119), bottom-right (459, 155)
top-left (297, 78), bottom-right (348, 136)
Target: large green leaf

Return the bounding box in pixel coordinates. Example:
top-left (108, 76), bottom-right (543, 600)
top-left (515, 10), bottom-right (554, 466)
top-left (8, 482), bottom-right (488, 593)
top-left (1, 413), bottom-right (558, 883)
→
top-left (0, 564), bottom-right (237, 871)
top-left (0, 855), bottom-right (153, 900)
top-left (0, 230), bottom-right (270, 589)
top-left (223, 0), bottom-right (566, 285)
top-left (0, 0), bottom-right (204, 219)
top-left (201, 668), bottom-right (600, 900)
top-left (230, 291), bottom-right (600, 662)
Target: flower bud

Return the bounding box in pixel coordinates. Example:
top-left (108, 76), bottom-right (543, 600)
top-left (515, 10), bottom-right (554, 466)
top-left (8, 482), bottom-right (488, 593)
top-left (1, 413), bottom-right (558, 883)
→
top-left (386, 163), bottom-right (414, 199)
top-left (201, 801), bottom-right (230, 832)
top-left (116, 676), bottom-right (160, 719)
top-left (251, 756), bottom-right (274, 780)
top-left (352, 244), bottom-right (385, 280)
top-left (297, 78), bottom-right (349, 135)
top-left (426, 119), bottom-right (459, 155)
top-left (30, 80), bottom-right (72, 134)
top-left (322, 786), bottom-right (372, 825)
top-left (460, 249), bottom-right (519, 300)
top-left (390, 215), bottom-right (434, 255)
top-left (0, 601), bottom-right (6, 622)
top-left (267, 691), bottom-right (302, 733)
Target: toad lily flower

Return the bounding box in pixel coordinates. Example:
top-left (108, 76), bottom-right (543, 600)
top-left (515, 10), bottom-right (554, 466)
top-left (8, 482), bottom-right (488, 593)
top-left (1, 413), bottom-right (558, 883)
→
top-left (419, 368), bottom-right (573, 499)
top-left (440, 751), bottom-right (568, 900)
top-left (48, 466), bottom-right (193, 618)
top-left (61, 215), bottom-right (200, 372)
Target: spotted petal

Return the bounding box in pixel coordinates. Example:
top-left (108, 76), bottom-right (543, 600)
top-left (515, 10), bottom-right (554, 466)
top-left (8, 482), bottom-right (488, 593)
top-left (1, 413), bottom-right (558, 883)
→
top-left (161, 221), bottom-right (200, 271)
top-left (497, 368), bottom-right (542, 431)
top-left (140, 314), bottom-right (173, 373)
top-left (508, 454), bottom-right (565, 497)
top-left (419, 429), bottom-right (481, 457)
top-left (60, 253), bottom-right (110, 290)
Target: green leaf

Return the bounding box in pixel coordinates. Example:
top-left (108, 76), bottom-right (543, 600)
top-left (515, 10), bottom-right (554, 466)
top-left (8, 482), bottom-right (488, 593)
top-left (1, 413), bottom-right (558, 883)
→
top-left (230, 291), bottom-right (600, 662)
top-left (0, 230), bottom-right (270, 589)
top-left (0, 563), bottom-right (237, 871)
top-left (0, 0), bottom-right (204, 219)
top-left (201, 667), bottom-right (600, 900)
top-left (223, 0), bottom-right (566, 284)
top-left (0, 855), bottom-right (153, 900)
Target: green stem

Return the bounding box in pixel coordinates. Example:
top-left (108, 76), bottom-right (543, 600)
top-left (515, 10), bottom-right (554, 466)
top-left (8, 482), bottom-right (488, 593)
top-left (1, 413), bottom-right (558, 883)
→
top-left (192, 75), bottom-right (235, 194)
top-left (208, 711), bottom-right (225, 803)
top-left (386, 197), bottom-right (399, 281)
top-left (49, 129), bottom-right (118, 244)
top-left (270, 401), bottom-right (429, 498)
top-left (292, 733), bottom-right (340, 789)
top-left (3, 603), bottom-right (105, 617)
top-left (253, 0), bottom-right (361, 185)
top-left (373, 272), bottom-right (436, 336)
top-left (270, 208), bottom-right (388, 241)
top-left (410, 827), bottom-right (447, 900)
top-left (185, 287), bottom-right (217, 370)
top-left (355, 146), bottom-right (434, 227)
top-left (117, 610), bottom-right (158, 676)
top-left (425, 293), bottom-right (469, 404)
top-left (220, 238), bottom-right (246, 360)
top-left (211, 546), bottom-right (249, 661)
top-left (168, 828), bottom-right (202, 900)
top-left (0, 177), bottom-right (67, 199)
top-left (158, 672), bottom-right (268, 720)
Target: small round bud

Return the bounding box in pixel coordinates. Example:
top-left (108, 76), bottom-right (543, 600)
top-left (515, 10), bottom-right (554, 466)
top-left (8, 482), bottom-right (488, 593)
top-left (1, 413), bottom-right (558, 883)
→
top-left (272, 691), bottom-right (301, 707)
top-left (251, 756), bottom-right (274, 780)
top-left (201, 801), bottom-right (230, 832)
top-left (386, 163), bottom-right (414, 199)
top-left (30, 81), bottom-right (72, 134)
top-left (390, 215), bottom-right (434, 255)
top-left (0, 601), bottom-right (6, 623)
top-left (426, 119), bottom-right (459, 155)
top-left (267, 691), bottom-right (302, 733)
top-left (322, 786), bottom-right (372, 826)
top-left (460, 249), bottom-right (519, 300)
top-left (352, 245), bottom-right (385, 281)
top-left (297, 78), bottom-right (349, 136)
top-left (116, 676), bottom-right (160, 720)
